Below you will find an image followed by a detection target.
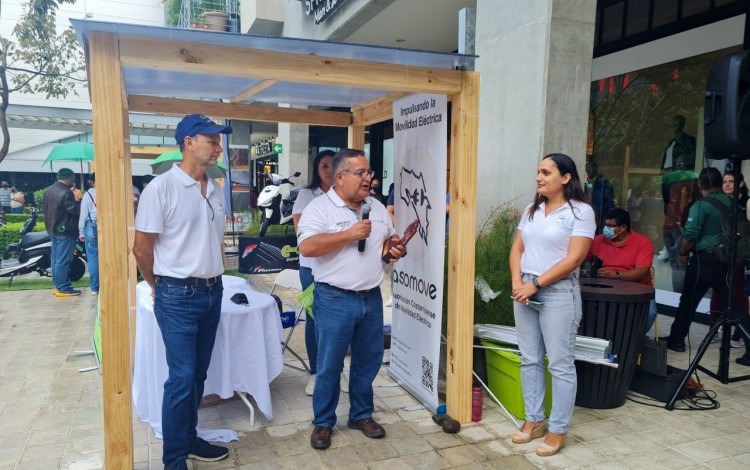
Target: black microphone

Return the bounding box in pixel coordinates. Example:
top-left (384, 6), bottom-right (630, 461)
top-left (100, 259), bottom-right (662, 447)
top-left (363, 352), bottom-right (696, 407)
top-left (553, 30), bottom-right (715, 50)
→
top-left (358, 203), bottom-right (372, 253)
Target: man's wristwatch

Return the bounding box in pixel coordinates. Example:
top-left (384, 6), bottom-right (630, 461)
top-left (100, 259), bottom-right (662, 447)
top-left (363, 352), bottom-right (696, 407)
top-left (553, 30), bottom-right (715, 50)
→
top-left (532, 277), bottom-right (541, 289)
top-left (615, 271), bottom-right (622, 280)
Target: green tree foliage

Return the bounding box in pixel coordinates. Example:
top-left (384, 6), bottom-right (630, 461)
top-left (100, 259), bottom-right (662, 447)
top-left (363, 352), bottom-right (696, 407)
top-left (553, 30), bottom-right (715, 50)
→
top-left (0, 0), bottom-right (86, 164)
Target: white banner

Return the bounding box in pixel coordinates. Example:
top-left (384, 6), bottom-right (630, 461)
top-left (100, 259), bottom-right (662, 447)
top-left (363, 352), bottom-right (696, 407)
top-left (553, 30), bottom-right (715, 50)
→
top-left (388, 94), bottom-right (447, 413)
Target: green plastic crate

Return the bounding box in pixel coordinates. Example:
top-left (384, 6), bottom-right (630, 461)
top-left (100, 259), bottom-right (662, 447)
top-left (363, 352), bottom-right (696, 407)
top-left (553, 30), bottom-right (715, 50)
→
top-left (481, 341), bottom-right (552, 419)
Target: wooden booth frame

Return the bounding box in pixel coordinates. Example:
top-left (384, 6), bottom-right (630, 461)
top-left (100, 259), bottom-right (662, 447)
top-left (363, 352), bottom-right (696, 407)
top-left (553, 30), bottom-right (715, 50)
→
top-left (73, 20), bottom-right (478, 469)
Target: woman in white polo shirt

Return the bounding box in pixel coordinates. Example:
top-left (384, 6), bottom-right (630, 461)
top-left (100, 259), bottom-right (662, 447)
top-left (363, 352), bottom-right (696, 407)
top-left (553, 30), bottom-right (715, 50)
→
top-left (293, 150), bottom-right (335, 396)
top-left (509, 153), bottom-right (595, 457)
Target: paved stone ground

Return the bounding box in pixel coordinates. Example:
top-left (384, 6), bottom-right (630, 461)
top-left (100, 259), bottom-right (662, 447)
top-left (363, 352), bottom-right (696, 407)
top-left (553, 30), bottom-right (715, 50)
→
top-left (1, 270), bottom-right (749, 469)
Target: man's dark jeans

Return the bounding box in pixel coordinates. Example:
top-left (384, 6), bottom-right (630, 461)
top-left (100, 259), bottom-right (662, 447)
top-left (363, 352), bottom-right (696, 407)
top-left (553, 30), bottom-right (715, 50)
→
top-left (154, 277), bottom-right (223, 466)
top-left (670, 254), bottom-right (750, 354)
top-left (51, 234), bottom-right (76, 291)
top-left (312, 282), bottom-right (383, 428)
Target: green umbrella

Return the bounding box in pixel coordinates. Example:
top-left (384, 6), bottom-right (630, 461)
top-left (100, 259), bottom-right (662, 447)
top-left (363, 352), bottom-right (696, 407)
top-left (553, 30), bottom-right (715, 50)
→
top-left (43, 142), bottom-right (94, 166)
top-left (43, 142), bottom-right (95, 189)
top-left (151, 150), bottom-right (228, 179)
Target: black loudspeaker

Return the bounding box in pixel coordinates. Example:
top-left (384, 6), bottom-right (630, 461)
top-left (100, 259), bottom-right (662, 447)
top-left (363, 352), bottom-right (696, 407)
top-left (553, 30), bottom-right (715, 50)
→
top-left (705, 50), bottom-right (750, 158)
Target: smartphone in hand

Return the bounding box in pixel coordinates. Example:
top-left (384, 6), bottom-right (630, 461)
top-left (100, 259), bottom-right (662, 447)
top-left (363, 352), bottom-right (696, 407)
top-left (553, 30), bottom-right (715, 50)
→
top-left (509, 295), bottom-right (544, 306)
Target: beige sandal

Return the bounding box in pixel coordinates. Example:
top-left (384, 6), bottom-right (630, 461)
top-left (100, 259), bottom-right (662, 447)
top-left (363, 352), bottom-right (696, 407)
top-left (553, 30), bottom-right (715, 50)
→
top-left (511, 422), bottom-right (545, 444)
top-left (536, 433), bottom-right (566, 456)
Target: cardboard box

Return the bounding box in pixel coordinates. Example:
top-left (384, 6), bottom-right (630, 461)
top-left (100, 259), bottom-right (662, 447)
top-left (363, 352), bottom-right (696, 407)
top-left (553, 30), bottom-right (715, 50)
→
top-left (482, 341), bottom-right (552, 419)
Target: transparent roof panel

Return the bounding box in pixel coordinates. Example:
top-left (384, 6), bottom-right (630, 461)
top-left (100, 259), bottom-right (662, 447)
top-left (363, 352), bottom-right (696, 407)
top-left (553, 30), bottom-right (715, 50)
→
top-left (250, 82), bottom-right (390, 108)
top-left (71, 20), bottom-right (476, 70)
top-left (71, 19), bottom-right (476, 109)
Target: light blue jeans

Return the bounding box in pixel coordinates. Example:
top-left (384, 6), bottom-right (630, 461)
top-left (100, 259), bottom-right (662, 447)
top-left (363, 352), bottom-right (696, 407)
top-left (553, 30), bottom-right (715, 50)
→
top-left (514, 273), bottom-right (581, 434)
top-left (84, 221), bottom-right (98, 292)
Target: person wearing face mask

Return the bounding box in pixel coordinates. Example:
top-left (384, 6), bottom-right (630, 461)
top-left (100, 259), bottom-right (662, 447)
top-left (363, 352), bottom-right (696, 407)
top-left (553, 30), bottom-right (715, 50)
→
top-left (588, 208), bottom-right (657, 333)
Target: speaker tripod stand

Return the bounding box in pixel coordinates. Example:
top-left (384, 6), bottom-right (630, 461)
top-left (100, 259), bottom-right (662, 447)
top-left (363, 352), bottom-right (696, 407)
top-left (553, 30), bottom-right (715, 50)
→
top-left (666, 160), bottom-right (750, 410)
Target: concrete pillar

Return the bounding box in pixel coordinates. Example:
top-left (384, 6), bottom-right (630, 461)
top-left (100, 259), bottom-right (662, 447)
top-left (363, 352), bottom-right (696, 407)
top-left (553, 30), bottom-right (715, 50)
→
top-left (475, 0), bottom-right (596, 214)
top-left (278, 118), bottom-right (309, 185)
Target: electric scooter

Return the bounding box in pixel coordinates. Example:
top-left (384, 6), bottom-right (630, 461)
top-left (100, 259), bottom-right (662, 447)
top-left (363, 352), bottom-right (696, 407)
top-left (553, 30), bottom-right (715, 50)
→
top-left (256, 172), bottom-right (302, 237)
top-left (0, 208), bottom-right (87, 285)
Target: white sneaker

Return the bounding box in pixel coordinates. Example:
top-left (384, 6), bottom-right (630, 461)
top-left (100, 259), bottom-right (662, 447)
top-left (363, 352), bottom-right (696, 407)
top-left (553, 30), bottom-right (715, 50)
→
top-left (305, 375), bottom-right (316, 396)
top-left (340, 371), bottom-right (349, 393)
top-left (90, 290), bottom-right (98, 295)
top-left (730, 338), bottom-right (745, 349)
top-left (656, 248), bottom-right (669, 261)
top-left (384, 296), bottom-right (393, 307)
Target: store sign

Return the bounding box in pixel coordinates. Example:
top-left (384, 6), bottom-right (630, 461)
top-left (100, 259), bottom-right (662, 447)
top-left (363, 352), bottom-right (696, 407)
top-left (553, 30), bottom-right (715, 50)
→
top-left (255, 140), bottom-right (276, 156)
top-left (304, 0), bottom-right (349, 24)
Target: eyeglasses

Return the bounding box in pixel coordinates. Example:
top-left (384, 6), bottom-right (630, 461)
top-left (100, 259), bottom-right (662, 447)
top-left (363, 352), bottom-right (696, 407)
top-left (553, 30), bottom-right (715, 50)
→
top-left (341, 169), bottom-right (375, 179)
top-left (204, 196), bottom-right (215, 222)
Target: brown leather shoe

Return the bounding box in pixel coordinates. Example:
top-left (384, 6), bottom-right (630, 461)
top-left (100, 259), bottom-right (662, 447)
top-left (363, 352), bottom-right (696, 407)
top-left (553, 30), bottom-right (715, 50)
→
top-left (310, 426), bottom-right (332, 449)
top-left (347, 418), bottom-right (385, 438)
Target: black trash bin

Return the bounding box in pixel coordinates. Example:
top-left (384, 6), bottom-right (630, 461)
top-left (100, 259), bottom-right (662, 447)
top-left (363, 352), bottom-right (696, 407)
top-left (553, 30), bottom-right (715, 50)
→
top-left (576, 279), bottom-right (654, 408)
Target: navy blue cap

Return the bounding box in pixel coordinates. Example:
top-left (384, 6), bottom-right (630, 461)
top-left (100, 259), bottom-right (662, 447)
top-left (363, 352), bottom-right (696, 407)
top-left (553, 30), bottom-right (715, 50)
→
top-left (175, 114), bottom-right (233, 144)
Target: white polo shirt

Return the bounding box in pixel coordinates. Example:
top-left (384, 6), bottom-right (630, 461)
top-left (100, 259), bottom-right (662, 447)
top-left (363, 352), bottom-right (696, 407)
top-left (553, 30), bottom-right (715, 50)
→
top-left (292, 186), bottom-right (324, 269)
top-left (135, 164), bottom-right (225, 279)
top-left (297, 189), bottom-right (394, 291)
top-left (518, 200), bottom-right (595, 276)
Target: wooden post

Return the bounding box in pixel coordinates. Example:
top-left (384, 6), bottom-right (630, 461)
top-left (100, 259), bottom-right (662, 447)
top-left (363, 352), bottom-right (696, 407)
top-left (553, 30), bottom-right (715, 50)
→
top-left (89, 31), bottom-right (134, 469)
top-left (446, 71), bottom-right (479, 424)
top-left (348, 125), bottom-right (365, 150)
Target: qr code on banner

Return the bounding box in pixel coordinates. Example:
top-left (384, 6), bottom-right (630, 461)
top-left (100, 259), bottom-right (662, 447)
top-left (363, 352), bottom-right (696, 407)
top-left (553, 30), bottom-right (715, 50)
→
top-left (421, 356), bottom-right (434, 392)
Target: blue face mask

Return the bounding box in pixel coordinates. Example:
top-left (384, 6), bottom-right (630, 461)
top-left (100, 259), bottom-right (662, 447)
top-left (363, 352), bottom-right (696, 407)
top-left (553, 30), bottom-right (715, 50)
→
top-left (602, 226), bottom-right (617, 240)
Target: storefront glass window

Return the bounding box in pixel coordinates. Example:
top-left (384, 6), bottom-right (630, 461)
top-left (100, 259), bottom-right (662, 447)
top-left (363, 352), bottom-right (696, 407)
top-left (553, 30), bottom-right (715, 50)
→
top-left (588, 45), bottom-right (740, 294)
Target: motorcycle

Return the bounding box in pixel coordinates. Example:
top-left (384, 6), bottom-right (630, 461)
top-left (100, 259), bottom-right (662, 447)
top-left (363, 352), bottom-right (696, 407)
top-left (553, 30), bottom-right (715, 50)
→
top-left (1, 208), bottom-right (87, 285)
top-left (257, 172), bottom-right (302, 237)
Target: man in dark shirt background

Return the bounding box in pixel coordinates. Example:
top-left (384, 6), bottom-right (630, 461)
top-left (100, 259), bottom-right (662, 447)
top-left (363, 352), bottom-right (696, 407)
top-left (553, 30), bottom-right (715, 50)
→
top-left (42, 168), bottom-right (81, 297)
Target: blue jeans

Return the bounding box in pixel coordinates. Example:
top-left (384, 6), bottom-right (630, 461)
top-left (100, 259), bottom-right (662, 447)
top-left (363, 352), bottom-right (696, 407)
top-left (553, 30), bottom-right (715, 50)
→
top-left (51, 235), bottom-right (76, 291)
top-left (84, 221), bottom-right (99, 292)
top-left (154, 277), bottom-right (223, 466)
top-left (514, 274), bottom-right (582, 434)
top-left (312, 282), bottom-right (384, 428)
top-left (10, 207), bottom-right (23, 214)
top-left (299, 267), bottom-right (317, 374)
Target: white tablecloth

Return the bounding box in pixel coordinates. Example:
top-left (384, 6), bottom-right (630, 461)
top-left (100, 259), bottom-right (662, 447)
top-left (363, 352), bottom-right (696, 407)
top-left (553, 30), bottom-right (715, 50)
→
top-left (132, 275), bottom-right (284, 436)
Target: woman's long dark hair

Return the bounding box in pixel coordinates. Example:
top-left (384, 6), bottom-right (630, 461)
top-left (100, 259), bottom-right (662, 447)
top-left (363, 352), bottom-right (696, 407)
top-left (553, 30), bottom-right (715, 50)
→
top-left (306, 150), bottom-right (336, 190)
top-left (528, 153), bottom-right (588, 221)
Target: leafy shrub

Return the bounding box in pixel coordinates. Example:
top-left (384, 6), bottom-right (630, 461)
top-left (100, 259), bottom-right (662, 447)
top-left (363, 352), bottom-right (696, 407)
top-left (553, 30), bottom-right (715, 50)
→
top-left (473, 201), bottom-right (522, 327)
top-left (4, 213), bottom-right (44, 224)
top-left (441, 200), bottom-right (522, 327)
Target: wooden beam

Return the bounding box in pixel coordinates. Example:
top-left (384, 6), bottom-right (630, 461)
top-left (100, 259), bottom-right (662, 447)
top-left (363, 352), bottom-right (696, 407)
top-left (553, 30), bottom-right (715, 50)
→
top-left (118, 37), bottom-right (463, 95)
top-left (348, 125), bottom-right (365, 150)
top-left (445, 71), bottom-right (479, 425)
top-left (230, 79), bottom-right (277, 103)
top-left (89, 31), bottom-right (134, 469)
top-left (351, 92), bottom-right (407, 126)
top-left (128, 95), bottom-right (352, 127)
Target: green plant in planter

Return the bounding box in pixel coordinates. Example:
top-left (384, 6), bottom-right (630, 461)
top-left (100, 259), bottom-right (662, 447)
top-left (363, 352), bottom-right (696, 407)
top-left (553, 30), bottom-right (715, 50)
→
top-left (473, 201), bottom-right (521, 327)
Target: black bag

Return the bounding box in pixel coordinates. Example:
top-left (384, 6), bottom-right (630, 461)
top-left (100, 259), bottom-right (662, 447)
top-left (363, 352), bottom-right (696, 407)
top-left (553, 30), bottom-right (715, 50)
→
top-left (701, 196), bottom-right (750, 264)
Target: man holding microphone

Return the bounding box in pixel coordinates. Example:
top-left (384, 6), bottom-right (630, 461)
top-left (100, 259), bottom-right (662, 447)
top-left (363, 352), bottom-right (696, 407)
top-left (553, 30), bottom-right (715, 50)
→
top-left (297, 148), bottom-right (405, 450)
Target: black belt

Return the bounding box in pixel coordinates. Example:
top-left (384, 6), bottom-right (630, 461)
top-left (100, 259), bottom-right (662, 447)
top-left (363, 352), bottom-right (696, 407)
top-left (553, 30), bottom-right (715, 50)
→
top-left (318, 282), bottom-right (379, 295)
top-left (156, 275), bottom-right (222, 286)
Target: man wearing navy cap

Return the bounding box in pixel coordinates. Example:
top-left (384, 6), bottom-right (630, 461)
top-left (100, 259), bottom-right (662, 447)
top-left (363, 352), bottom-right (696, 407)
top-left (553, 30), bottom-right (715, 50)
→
top-left (133, 114), bottom-right (232, 470)
top-left (41, 167), bottom-right (81, 297)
